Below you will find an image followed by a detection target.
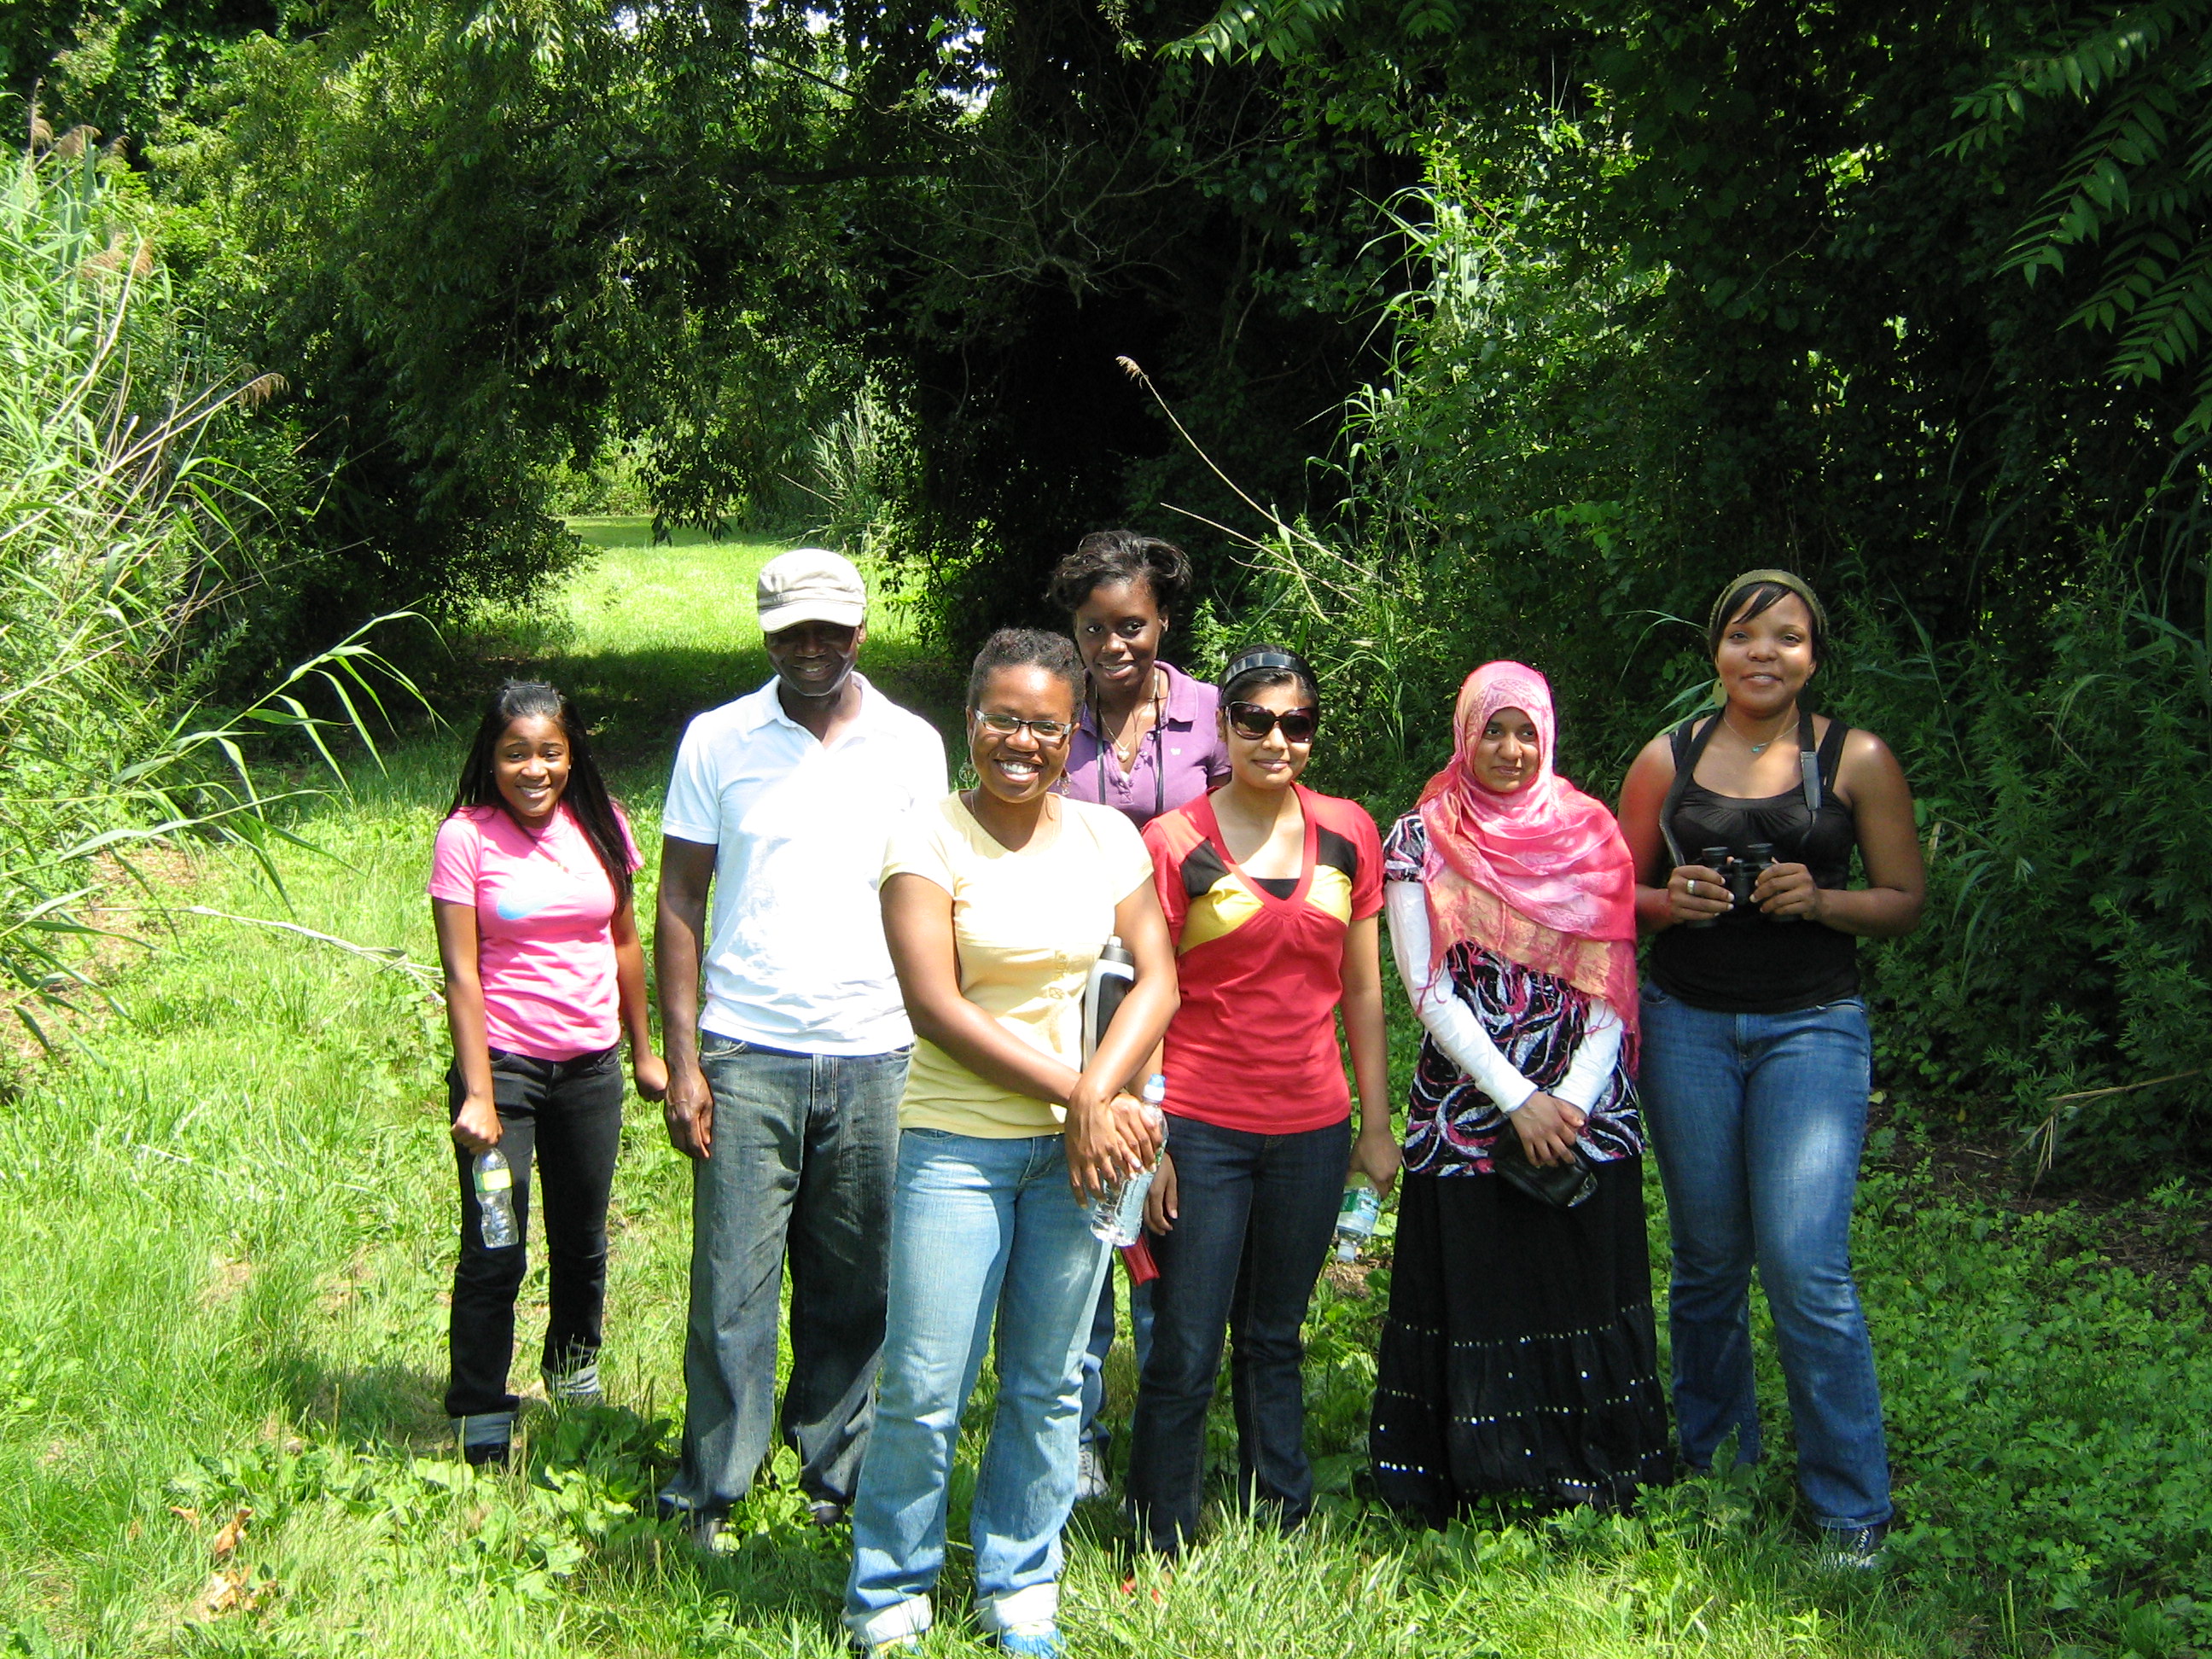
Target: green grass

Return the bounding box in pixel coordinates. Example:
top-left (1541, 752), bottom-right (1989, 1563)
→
top-left (4, 519), bottom-right (2209, 1656)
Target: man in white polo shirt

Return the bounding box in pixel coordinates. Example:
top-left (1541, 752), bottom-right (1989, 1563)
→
top-left (655, 548), bottom-right (947, 1545)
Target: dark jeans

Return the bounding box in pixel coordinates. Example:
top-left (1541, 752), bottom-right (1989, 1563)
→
top-left (446, 1045), bottom-right (626, 1419)
top-left (660, 1034), bottom-right (906, 1516)
top-left (1125, 1113), bottom-right (1349, 1554)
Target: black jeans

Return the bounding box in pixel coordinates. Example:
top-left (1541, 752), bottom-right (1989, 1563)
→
top-left (1125, 1113), bottom-right (1349, 1554)
top-left (445, 1045), bottom-right (626, 1419)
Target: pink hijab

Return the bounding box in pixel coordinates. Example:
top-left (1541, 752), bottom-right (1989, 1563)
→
top-left (1415, 662), bottom-right (1639, 1033)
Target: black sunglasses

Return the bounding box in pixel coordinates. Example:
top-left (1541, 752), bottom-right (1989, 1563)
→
top-left (1226, 701), bottom-right (1319, 742)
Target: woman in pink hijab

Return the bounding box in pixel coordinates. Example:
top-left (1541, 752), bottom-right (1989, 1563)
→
top-left (1368, 662), bottom-right (1670, 1519)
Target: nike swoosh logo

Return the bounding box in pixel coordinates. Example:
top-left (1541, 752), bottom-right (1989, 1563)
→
top-left (496, 894), bottom-right (557, 922)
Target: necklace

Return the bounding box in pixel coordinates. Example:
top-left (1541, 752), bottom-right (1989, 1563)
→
top-left (1102, 671), bottom-right (1163, 765)
top-left (1723, 707), bottom-right (1792, 756)
top-left (522, 806), bottom-right (598, 885)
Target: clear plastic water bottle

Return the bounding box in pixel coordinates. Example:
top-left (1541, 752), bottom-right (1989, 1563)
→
top-left (474, 1149), bottom-right (518, 1249)
top-left (1086, 1074), bottom-right (1167, 1247)
top-left (1335, 1176), bottom-right (1382, 1262)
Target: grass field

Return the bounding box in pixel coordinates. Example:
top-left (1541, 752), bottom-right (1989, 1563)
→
top-left (5, 519), bottom-right (2209, 1657)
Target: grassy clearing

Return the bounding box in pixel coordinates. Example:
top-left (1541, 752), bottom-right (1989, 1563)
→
top-left (3, 520), bottom-right (2205, 1656)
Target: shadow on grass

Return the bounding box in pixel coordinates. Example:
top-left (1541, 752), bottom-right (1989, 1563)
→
top-left (256, 1356), bottom-right (452, 1455)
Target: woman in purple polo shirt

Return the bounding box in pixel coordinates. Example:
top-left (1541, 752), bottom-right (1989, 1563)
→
top-left (1046, 528), bottom-right (1231, 1501)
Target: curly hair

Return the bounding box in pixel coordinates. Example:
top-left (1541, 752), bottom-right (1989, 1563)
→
top-left (966, 628), bottom-right (1086, 711)
top-left (1045, 529), bottom-right (1191, 618)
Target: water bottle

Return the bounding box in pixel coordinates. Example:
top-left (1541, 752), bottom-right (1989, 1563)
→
top-left (474, 1149), bottom-right (518, 1249)
top-left (1082, 936), bottom-right (1136, 1059)
top-left (1086, 1074), bottom-right (1167, 1247)
top-left (1335, 1176), bottom-right (1382, 1262)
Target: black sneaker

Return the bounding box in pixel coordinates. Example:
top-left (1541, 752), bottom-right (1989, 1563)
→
top-left (807, 1498), bottom-right (849, 1528)
top-left (463, 1440), bottom-right (509, 1468)
top-left (1816, 1522), bottom-right (1887, 1570)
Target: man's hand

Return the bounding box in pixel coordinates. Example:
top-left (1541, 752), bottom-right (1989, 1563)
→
top-left (663, 1062), bottom-right (715, 1160)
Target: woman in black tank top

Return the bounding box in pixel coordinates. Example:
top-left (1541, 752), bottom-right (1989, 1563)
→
top-left (1615, 570), bottom-right (1924, 1568)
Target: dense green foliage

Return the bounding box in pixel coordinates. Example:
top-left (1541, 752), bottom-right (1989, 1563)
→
top-left (0, 136), bottom-right (282, 1034)
top-left (0, 136), bottom-right (420, 1049)
top-left (1144, 2), bottom-right (2212, 1156)
top-left (8, 0), bottom-right (1417, 647)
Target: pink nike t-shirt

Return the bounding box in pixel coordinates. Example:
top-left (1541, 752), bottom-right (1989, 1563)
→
top-left (428, 802), bottom-right (643, 1061)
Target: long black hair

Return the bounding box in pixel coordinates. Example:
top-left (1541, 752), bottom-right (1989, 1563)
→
top-left (448, 681), bottom-right (633, 910)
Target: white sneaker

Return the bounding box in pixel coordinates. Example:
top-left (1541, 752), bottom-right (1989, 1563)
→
top-left (1074, 1438), bottom-right (1110, 1503)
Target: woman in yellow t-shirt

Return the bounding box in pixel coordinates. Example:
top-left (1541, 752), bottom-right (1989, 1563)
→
top-left (843, 629), bottom-right (1179, 1659)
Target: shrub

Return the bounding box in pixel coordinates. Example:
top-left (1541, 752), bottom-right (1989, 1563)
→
top-left (1204, 139), bottom-right (2212, 1167)
top-left (0, 134), bottom-right (404, 1043)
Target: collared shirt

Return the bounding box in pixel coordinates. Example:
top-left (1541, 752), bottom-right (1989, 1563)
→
top-left (661, 673), bottom-right (948, 1055)
top-left (1059, 661), bottom-right (1231, 829)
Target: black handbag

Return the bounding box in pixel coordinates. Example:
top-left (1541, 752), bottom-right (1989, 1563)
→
top-left (1488, 1118), bottom-right (1598, 1208)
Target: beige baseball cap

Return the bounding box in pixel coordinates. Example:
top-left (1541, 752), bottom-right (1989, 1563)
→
top-left (757, 547), bottom-right (866, 633)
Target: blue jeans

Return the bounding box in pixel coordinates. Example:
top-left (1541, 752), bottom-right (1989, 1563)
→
top-left (660, 1036), bottom-right (906, 1517)
top-left (1126, 1113), bottom-right (1348, 1553)
top-left (1079, 1265), bottom-right (1154, 1452)
top-left (845, 1129), bottom-right (1112, 1646)
top-left (1639, 986), bottom-right (1890, 1531)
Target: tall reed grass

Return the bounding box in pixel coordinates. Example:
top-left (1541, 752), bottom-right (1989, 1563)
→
top-left (0, 134), bottom-right (406, 1046)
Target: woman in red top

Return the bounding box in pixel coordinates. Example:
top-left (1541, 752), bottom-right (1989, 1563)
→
top-left (1124, 645), bottom-right (1396, 1556)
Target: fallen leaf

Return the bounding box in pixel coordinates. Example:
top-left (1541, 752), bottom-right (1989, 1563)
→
top-left (211, 1508), bottom-right (251, 1559)
top-left (170, 1505), bottom-right (201, 1528)
top-left (198, 1566), bottom-right (259, 1617)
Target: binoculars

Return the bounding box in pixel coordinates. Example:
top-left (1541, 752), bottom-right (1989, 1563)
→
top-left (1686, 842), bottom-right (1778, 928)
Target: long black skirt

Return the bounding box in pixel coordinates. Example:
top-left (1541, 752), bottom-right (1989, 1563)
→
top-left (1370, 1158), bottom-right (1672, 1520)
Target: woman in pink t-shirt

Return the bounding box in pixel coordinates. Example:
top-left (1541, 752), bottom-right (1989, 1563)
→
top-left (429, 681), bottom-right (666, 1465)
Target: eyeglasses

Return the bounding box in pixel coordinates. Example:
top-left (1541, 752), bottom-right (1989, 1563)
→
top-left (1226, 701), bottom-right (1319, 742)
top-left (973, 710), bottom-right (1074, 743)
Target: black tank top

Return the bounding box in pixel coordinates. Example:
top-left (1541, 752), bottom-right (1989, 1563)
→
top-left (1648, 713), bottom-right (1860, 1014)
